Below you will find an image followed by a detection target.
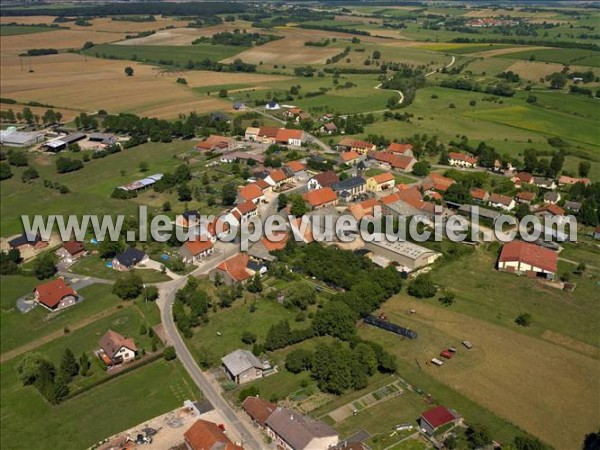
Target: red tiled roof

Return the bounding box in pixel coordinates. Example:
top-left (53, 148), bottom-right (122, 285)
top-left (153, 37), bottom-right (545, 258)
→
top-left (285, 160), bottom-right (306, 173)
top-left (99, 329), bottom-right (137, 359)
top-left (323, 122), bottom-right (337, 131)
top-left (499, 241), bottom-right (557, 273)
top-left (258, 126), bottom-right (279, 138)
top-left (242, 397), bottom-right (277, 428)
top-left (196, 135), bottom-right (233, 151)
top-left (313, 170), bottom-right (339, 188)
top-left (276, 128), bottom-right (303, 143)
top-left (489, 193), bottom-right (513, 207)
top-left (340, 151), bottom-right (360, 163)
top-left (290, 217), bottom-right (314, 243)
top-left (62, 240), bottom-right (85, 256)
top-left (387, 143), bottom-right (413, 154)
top-left (183, 238), bottom-right (213, 256)
top-left (207, 216), bottom-right (230, 236)
top-left (370, 151), bottom-right (415, 170)
top-left (470, 188), bottom-right (488, 201)
top-left (337, 137), bottom-right (356, 148)
top-left (449, 152), bottom-right (478, 165)
top-left (516, 191), bottom-right (536, 201)
top-left (303, 187), bottom-right (337, 207)
top-left (513, 172), bottom-right (533, 183)
top-left (269, 169), bottom-right (288, 183)
top-left (255, 179), bottom-right (270, 190)
top-left (236, 200), bottom-right (258, 215)
top-left (35, 279), bottom-right (77, 309)
top-left (421, 406), bottom-right (456, 429)
top-left (427, 173), bottom-right (455, 192)
top-left (429, 191), bottom-right (442, 200)
top-left (536, 204), bottom-right (565, 217)
top-left (217, 253), bottom-right (251, 282)
top-left (239, 183), bottom-right (264, 202)
top-left (348, 198), bottom-right (380, 220)
top-left (352, 140), bottom-right (374, 150)
top-left (371, 172), bottom-right (395, 184)
top-left (184, 419), bottom-right (243, 450)
top-left (261, 232), bottom-right (289, 252)
top-left (559, 175), bottom-right (590, 186)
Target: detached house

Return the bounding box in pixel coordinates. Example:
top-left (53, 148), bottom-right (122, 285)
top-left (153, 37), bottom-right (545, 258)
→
top-left (179, 238), bottom-right (214, 264)
top-left (511, 172), bottom-right (534, 188)
top-left (369, 151), bottom-right (416, 172)
top-left (470, 188), bottom-right (489, 203)
top-left (339, 150), bottom-right (361, 166)
top-left (34, 278), bottom-right (79, 311)
top-left (211, 253), bottom-right (253, 285)
top-left (232, 200), bottom-right (259, 223)
top-left (265, 168), bottom-right (293, 189)
top-left (8, 232), bottom-right (46, 251)
top-left (276, 129), bottom-right (304, 147)
top-left (265, 407), bottom-right (339, 450)
top-left (98, 329), bottom-right (137, 366)
top-left (195, 135), bottom-right (236, 152)
top-left (387, 142), bottom-right (413, 157)
top-left (419, 406), bottom-right (461, 435)
top-left (56, 241), bottom-right (86, 262)
top-left (544, 191), bottom-right (561, 204)
top-left (112, 247), bottom-right (148, 271)
top-left (242, 396), bottom-right (278, 429)
top-left (488, 193), bottom-right (515, 211)
top-left (320, 122), bottom-right (337, 135)
top-left (184, 419), bottom-right (243, 450)
top-left (534, 204), bottom-right (566, 223)
top-left (256, 126), bottom-right (280, 144)
top-left (303, 187), bottom-right (338, 210)
top-left (422, 173), bottom-right (455, 193)
top-left (245, 126), bottom-right (260, 141)
top-left (222, 349), bottom-right (267, 384)
top-left (515, 191), bottom-right (536, 205)
top-left (448, 152), bottom-right (478, 168)
top-left (308, 171), bottom-right (339, 191)
top-left (366, 172), bottom-right (395, 192)
top-left (238, 183), bottom-right (266, 204)
top-left (558, 175), bottom-right (590, 187)
top-left (533, 177), bottom-right (557, 190)
top-left (331, 176), bottom-right (366, 201)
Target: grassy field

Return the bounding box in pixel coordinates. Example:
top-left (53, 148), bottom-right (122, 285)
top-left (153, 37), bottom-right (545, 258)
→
top-left (0, 25), bottom-right (60, 36)
top-left (494, 47), bottom-right (600, 68)
top-left (68, 255), bottom-right (172, 282)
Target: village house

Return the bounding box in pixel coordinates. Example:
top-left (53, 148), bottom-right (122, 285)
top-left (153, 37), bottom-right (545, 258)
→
top-left (533, 176), bottom-right (557, 190)
top-left (419, 406), bottom-right (461, 435)
top-left (242, 396), bottom-right (278, 430)
top-left (497, 240), bottom-right (557, 280)
top-left (381, 187), bottom-right (438, 220)
top-left (34, 278), bottom-right (79, 311)
top-left (331, 176), bottom-right (366, 201)
top-left (284, 160), bottom-right (307, 180)
top-left (56, 241), bottom-right (86, 262)
top-left (283, 107), bottom-right (303, 120)
top-left (470, 188), bottom-right (489, 203)
top-left (8, 232), bottom-right (47, 251)
top-left (558, 175), bottom-right (590, 187)
top-left (221, 151), bottom-right (265, 165)
top-left (320, 122), bottom-right (337, 135)
top-left (112, 247), bottom-right (148, 271)
top-left (339, 150), bottom-right (361, 166)
top-left (238, 183), bottom-right (266, 204)
top-left (488, 193), bottom-right (515, 211)
top-left (515, 191), bottom-right (536, 205)
top-left (350, 140), bottom-right (377, 155)
top-left (276, 128), bottom-right (304, 147)
top-left (265, 100), bottom-right (281, 110)
top-left (563, 200), bottom-right (582, 213)
top-left (307, 170), bottom-right (340, 191)
top-left (534, 204), bottom-right (566, 223)
top-left (211, 252), bottom-right (253, 285)
top-left (265, 407), bottom-right (339, 450)
top-left (511, 172), bottom-right (534, 188)
top-left (303, 187), bottom-right (338, 210)
top-left (387, 142), bottom-right (414, 157)
top-left (544, 191), bottom-right (561, 204)
top-left (369, 151), bottom-right (416, 172)
top-left (232, 200), bottom-right (259, 223)
top-left (265, 168), bottom-right (294, 189)
top-left (179, 238), bottom-right (214, 264)
top-left (244, 126), bottom-right (260, 141)
top-left (366, 172), bottom-right (395, 193)
top-left (98, 329), bottom-right (137, 367)
top-left (184, 419), bottom-right (243, 450)
top-left (256, 126), bottom-right (280, 144)
top-left (222, 349), bottom-right (267, 385)
top-left (448, 152), bottom-right (478, 168)
top-left (335, 137), bottom-right (358, 152)
top-left (422, 173), bottom-right (455, 193)
top-left (321, 113), bottom-right (334, 121)
top-left (348, 198), bottom-right (380, 220)
top-left (195, 135), bottom-right (236, 152)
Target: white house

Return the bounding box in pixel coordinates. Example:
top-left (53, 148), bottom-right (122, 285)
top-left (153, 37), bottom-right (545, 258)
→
top-left (98, 329), bottom-right (137, 366)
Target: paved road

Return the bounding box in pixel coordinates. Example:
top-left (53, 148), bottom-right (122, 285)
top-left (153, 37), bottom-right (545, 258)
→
top-left (156, 243), bottom-right (264, 450)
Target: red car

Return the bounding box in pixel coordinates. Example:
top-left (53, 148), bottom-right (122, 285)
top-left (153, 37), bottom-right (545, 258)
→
top-left (440, 350), bottom-right (454, 359)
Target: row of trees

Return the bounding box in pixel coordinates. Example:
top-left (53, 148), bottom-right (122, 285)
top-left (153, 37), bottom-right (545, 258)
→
top-left (0, 107), bottom-right (63, 125)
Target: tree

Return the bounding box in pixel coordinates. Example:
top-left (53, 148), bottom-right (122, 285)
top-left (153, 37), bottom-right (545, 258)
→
top-left (515, 312), bottom-right (532, 327)
top-left (444, 435), bottom-right (457, 450)
top-left (219, 88), bottom-right (228, 98)
top-left (178, 183), bottom-right (192, 201)
top-left (411, 160), bottom-right (430, 177)
top-left (582, 429), bottom-right (600, 450)
top-left (33, 252), bottom-right (57, 280)
top-left (0, 163), bottom-right (12, 180)
top-left (59, 348), bottom-right (79, 382)
top-left (79, 352), bottom-right (91, 376)
top-left (354, 343), bottom-right (378, 376)
top-left (112, 272), bottom-right (143, 300)
top-left (580, 199), bottom-right (598, 227)
top-left (465, 423), bottom-right (493, 448)
top-left (546, 72), bottom-right (567, 89)
top-left (1, 249), bottom-right (21, 274)
top-left (444, 183), bottom-right (471, 204)
top-left (277, 193), bottom-right (289, 211)
top-left (8, 150), bottom-right (28, 167)
top-left (238, 385), bottom-right (259, 403)
top-left (221, 182), bottom-right (237, 206)
top-left (312, 301), bottom-right (356, 341)
top-left (285, 348), bottom-right (313, 373)
top-left (246, 274), bottom-right (263, 293)
top-left (163, 346), bottom-right (177, 361)
top-left (98, 239), bottom-right (124, 258)
top-left (241, 331), bottom-right (257, 344)
top-left (21, 167), bottom-right (39, 183)
top-left (515, 202), bottom-right (531, 220)
top-left (579, 161), bottom-right (591, 177)
top-left (139, 161), bottom-right (149, 172)
top-left (17, 353), bottom-right (47, 385)
top-left (283, 281), bottom-right (316, 310)
top-left (290, 194), bottom-right (308, 217)
top-left (124, 66), bottom-right (134, 76)
top-left (514, 436), bottom-right (548, 450)
top-left (549, 151), bottom-right (565, 177)
top-left (144, 285), bottom-right (159, 301)
top-left (439, 290), bottom-right (455, 307)
top-left (407, 274), bottom-right (436, 298)
top-left (372, 50), bottom-right (381, 60)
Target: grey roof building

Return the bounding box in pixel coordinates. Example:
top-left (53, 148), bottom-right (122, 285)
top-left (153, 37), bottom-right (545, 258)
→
top-left (266, 407), bottom-right (339, 450)
top-left (0, 129), bottom-right (45, 147)
top-left (221, 349), bottom-right (266, 384)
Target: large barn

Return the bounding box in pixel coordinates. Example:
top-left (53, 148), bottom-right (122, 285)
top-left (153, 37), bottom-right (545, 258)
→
top-left (497, 240), bottom-right (557, 280)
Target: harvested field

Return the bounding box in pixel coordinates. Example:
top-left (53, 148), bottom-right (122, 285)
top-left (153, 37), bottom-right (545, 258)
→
top-left (0, 16), bottom-right (59, 25)
top-left (471, 45), bottom-right (546, 57)
top-left (360, 296), bottom-right (600, 449)
top-left (505, 60), bottom-right (568, 80)
top-left (133, 97), bottom-right (232, 119)
top-left (0, 53), bottom-right (290, 117)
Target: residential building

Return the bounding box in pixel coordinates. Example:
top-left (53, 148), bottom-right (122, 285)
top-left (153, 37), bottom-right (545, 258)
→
top-left (285, 160), bottom-right (307, 177)
top-left (265, 100), bottom-right (281, 110)
top-left (534, 204), bottom-right (566, 222)
top-left (211, 253), bottom-right (252, 284)
top-left (320, 122), bottom-right (337, 134)
top-left (112, 247), bottom-right (148, 271)
top-left (544, 191), bottom-right (561, 204)
top-left (308, 171), bottom-right (340, 191)
top-left (366, 172), bottom-right (395, 192)
top-left (348, 198), bottom-right (380, 220)
top-left (339, 150), bottom-right (361, 166)
top-left (276, 128), bottom-right (304, 147)
top-left (184, 419), bottom-right (243, 450)
top-left (8, 232), bottom-right (46, 251)
top-left (498, 240), bottom-right (557, 280)
top-left (564, 201), bottom-right (582, 213)
top-left (238, 183), bottom-right (266, 204)
top-left (56, 241), bottom-right (86, 262)
top-left (221, 151), bottom-right (265, 165)
top-left (222, 349), bottom-right (267, 384)
top-left (265, 168), bottom-right (293, 189)
top-left (511, 172), bottom-right (534, 188)
top-left (422, 173), bottom-right (455, 193)
top-left (350, 140), bottom-right (376, 155)
top-left (335, 137), bottom-right (358, 152)
top-left (419, 406), bottom-right (461, 435)
top-left (256, 126), bottom-right (280, 144)
top-left (448, 152), bottom-right (478, 168)
top-left (233, 200), bottom-right (259, 223)
top-left (195, 135), bottom-right (236, 152)
top-left (369, 151), bottom-right (416, 172)
top-left (488, 193), bottom-right (515, 211)
top-left (179, 238), bottom-right (214, 264)
top-left (245, 127), bottom-right (260, 141)
top-left (98, 329), bottom-right (137, 366)
top-left (303, 187), bottom-right (338, 210)
top-left (533, 177), bottom-right (557, 190)
top-left (242, 396), bottom-right (277, 429)
top-left (265, 407), bottom-right (339, 450)
top-left (387, 142), bottom-right (413, 157)
top-left (332, 176), bottom-right (366, 201)
top-left (558, 175), bottom-right (590, 187)
top-left (515, 191), bottom-right (536, 204)
top-left (34, 278), bottom-right (79, 311)
top-left (470, 188), bottom-right (489, 203)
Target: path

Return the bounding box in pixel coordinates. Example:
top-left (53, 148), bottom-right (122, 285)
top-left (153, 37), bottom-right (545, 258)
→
top-left (559, 256), bottom-right (597, 270)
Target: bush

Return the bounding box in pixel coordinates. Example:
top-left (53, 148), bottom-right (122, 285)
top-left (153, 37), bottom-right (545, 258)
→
top-left (163, 346), bottom-right (177, 361)
top-left (515, 312), bottom-right (532, 327)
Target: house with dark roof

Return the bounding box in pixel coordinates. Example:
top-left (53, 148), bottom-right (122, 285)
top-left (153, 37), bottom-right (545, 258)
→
top-left (419, 406), bottom-right (461, 435)
top-left (98, 329), bottom-right (137, 366)
top-left (307, 171), bottom-right (340, 191)
top-left (533, 176), bottom-right (557, 190)
top-left (331, 176), bottom-right (366, 201)
top-left (543, 191), bottom-right (561, 204)
top-left (222, 349), bottom-right (267, 384)
top-left (56, 241), bottom-right (86, 262)
top-left (34, 278), bottom-right (79, 311)
top-left (8, 232), bottom-right (46, 251)
top-left (184, 419), bottom-right (243, 450)
top-left (564, 200), bottom-right (582, 213)
top-left (498, 240), bottom-right (557, 279)
top-left (112, 247), bottom-right (148, 271)
top-left (266, 407), bottom-right (339, 450)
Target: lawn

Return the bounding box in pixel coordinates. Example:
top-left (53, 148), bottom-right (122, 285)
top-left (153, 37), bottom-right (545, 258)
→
top-left (494, 47), bottom-right (600, 68)
top-left (0, 358), bottom-right (199, 450)
top-left (68, 254), bottom-right (172, 282)
top-left (0, 25), bottom-right (61, 36)
top-left (86, 43), bottom-right (246, 66)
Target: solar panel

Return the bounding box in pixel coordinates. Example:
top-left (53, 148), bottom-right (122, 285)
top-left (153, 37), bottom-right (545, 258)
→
top-left (363, 315), bottom-right (417, 339)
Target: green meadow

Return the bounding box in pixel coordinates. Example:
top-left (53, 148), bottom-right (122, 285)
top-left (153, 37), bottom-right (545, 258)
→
top-left (0, 25), bottom-right (61, 36)
top-left (494, 47), bottom-right (600, 68)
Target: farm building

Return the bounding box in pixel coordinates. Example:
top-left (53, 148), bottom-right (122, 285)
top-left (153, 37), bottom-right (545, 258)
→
top-left (0, 128), bottom-right (45, 147)
top-left (98, 329), bottom-right (137, 367)
top-left (221, 349), bottom-right (268, 385)
top-left (44, 132), bottom-right (86, 152)
top-left (422, 173), bottom-right (455, 193)
top-left (275, 128), bottom-right (304, 147)
top-left (118, 174), bottom-right (163, 192)
top-left (364, 236), bottom-right (441, 271)
top-left (265, 407), bottom-right (339, 450)
top-left (419, 406), bottom-right (461, 435)
top-left (34, 278), bottom-right (79, 311)
top-left (497, 240), bottom-right (557, 279)
top-left (369, 151), bottom-right (416, 172)
top-left (88, 132), bottom-right (117, 145)
top-left (111, 247), bottom-right (148, 271)
top-left (184, 419), bottom-right (243, 450)
top-left (195, 135), bottom-right (236, 152)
